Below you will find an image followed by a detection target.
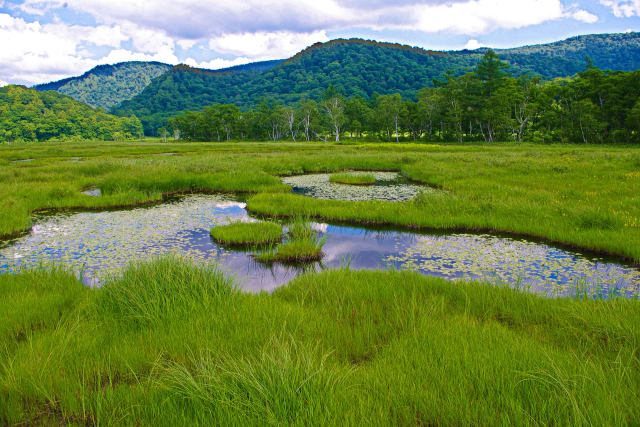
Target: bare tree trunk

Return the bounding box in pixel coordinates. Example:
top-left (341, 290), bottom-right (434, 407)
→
top-left (394, 115), bottom-right (399, 143)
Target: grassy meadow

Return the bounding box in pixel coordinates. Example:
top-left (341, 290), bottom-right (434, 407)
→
top-left (1, 140), bottom-right (639, 262)
top-left (1, 140), bottom-right (640, 424)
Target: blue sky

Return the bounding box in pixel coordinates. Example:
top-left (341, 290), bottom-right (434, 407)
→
top-left (1, 0), bottom-right (639, 86)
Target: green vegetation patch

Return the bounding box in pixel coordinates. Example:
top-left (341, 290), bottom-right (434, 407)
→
top-left (329, 172), bottom-right (376, 185)
top-left (255, 221), bottom-right (325, 263)
top-left (0, 85), bottom-right (143, 143)
top-left (210, 221), bottom-right (283, 247)
top-left (1, 259), bottom-right (640, 424)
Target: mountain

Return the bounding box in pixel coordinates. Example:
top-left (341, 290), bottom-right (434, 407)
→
top-left (494, 32), bottom-right (640, 71)
top-left (0, 85), bottom-right (143, 142)
top-left (113, 32), bottom-right (640, 134)
top-left (33, 61), bottom-right (172, 109)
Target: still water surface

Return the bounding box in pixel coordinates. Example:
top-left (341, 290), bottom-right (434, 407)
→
top-left (0, 194), bottom-right (638, 297)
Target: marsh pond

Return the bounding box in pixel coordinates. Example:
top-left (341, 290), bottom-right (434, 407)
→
top-left (1, 192), bottom-right (638, 298)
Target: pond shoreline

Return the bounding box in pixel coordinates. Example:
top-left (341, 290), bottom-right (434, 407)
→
top-left (1, 187), bottom-right (638, 269)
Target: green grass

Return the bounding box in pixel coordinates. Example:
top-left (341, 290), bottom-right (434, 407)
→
top-left (254, 236), bottom-right (325, 263)
top-left (0, 141), bottom-right (638, 262)
top-left (1, 140), bottom-right (640, 423)
top-left (255, 220), bottom-right (325, 263)
top-left (329, 172), bottom-right (376, 185)
top-left (210, 221), bottom-right (283, 246)
top-left (1, 258), bottom-right (639, 424)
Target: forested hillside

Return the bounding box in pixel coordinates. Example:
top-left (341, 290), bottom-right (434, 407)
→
top-left (168, 52), bottom-right (640, 144)
top-left (496, 32), bottom-right (640, 70)
top-left (0, 86), bottom-right (143, 142)
top-left (33, 62), bottom-right (172, 109)
top-left (114, 33), bottom-right (640, 134)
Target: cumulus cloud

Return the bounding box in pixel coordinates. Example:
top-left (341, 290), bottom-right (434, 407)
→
top-left (572, 9), bottom-right (599, 23)
top-left (600, 0), bottom-right (640, 17)
top-left (464, 39), bottom-right (483, 49)
top-left (19, 0), bottom-right (596, 37)
top-left (208, 31), bottom-right (329, 58)
top-left (0, 80), bottom-right (8, 87)
top-left (4, 0), bottom-right (606, 84)
top-left (0, 13), bottom-right (178, 84)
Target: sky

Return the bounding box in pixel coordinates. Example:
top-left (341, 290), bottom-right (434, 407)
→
top-left (1, 0), bottom-right (639, 86)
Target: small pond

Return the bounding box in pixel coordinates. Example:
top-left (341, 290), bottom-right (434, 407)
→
top-left (0, 194), bottom-right (638, 298)
top-left (282, 172), bottom-right (431, 202)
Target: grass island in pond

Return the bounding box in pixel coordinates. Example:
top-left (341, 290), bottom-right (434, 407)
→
top-left (254, 221), bottom-right (326, 264)
top-left (210, 221), bottom-right (283, 247)
top-left (329, 172), bottom-right (376, 185)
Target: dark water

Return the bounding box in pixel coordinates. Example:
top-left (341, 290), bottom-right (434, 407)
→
top-left (0, 194), bottom-right (638, 297)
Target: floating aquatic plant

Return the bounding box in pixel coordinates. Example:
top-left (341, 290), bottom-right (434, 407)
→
top-left (282, 172), bottom-right (429, 202)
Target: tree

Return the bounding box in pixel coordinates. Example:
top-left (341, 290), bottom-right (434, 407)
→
top-left (474, 50), bottom-right (510, 142)
top-left (217, 104), bottom-right (240, 141)
top-left (417, 87), bottom-right (443, 140)
top-left (297, 99), bottom-right (319, 142)
top-left (319, 85), bottom-right (345, 142)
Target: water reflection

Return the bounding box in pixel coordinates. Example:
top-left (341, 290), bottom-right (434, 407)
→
top-left (0, 194), bottom-right (638, 297)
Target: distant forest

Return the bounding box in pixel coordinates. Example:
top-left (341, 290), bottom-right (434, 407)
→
top-left (168, 51), bottom-right (640, 144)
top-left (0, 86), bottom-right (143, 143)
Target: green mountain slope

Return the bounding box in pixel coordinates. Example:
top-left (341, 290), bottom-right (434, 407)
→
top-left (496, 32), bottom-right (640, 70)
top-left (33, 61), bottom-right (172, 109)
top-left (113, 32), bottom-right (640, 134)
top-left (0, 85), bottom-right (143, 142)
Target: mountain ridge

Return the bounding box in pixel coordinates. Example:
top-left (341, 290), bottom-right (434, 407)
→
top-left (114, 32), bottom-right (640, 134)
top-left (33, 61), bottom-right (173, 110)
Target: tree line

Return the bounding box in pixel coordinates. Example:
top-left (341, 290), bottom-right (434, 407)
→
top-left (168, 50), bottom-right (640, 144)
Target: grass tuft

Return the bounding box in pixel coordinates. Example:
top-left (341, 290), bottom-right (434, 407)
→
top-left (95, 256), bottom-right (236, 325)
top-left (255, 219), bottom-right (326, 263)
top-left (210, 221), bottom-right (283, 246)
top-left (158, 337), bottom-right (350, 424)
top-left (329, 172), bottom-right (376, 185)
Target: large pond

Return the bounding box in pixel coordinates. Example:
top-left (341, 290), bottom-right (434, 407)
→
top-left (282, 172), bottom-right (432, 201)
top-left (0, 194), bottom-right (638, 298)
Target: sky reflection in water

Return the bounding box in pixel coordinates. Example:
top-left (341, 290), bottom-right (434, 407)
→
top-left (0, 194), bottom-right (638, 297)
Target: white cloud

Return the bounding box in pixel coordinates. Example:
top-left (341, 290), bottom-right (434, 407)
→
top-left (411, 0), bottom-right (568, 34)
top-left (572, 9), bottom-right (599, 23)
top-left (3, 0), bottom-right (609, 84)
top-left (19, 0), bottom-right (594, 38)
top-left (464, 39), bottom-right (483, 49)
top-left (0, 12), bottom-right (178, 84)
top-left (0, 80), bottom-right (8, 87)
top-left (600, 0), bottom-right (640, 17)
top-left (177, 39), bottom-right (198, 50)
top-left (184, 56), bottom-right (254, 70)
top-left (209, 31), bottom-right (329, 58)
